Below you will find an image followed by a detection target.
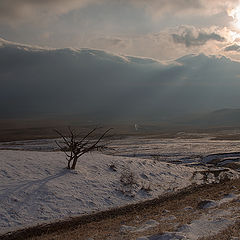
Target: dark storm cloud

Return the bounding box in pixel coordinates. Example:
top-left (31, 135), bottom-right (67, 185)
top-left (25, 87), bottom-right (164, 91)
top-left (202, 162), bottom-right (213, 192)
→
top-left (1, 39), bottom-right (240, 122)
top-left (172, 27), bottom-right (225, 47)
top-left (224, 44), bottom-right (240, 52)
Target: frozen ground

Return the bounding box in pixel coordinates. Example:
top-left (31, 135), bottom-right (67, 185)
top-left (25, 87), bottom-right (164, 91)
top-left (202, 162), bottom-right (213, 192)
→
top-left (1, 137), bottom-right (240, 236)
top-left (135, 193), bottom-right (240, 240)
top-left (1, 137), bottom-right (240, 165)
top-left (0, 150), bottom-right (195, 234)
top-left (110, 137), bottom-right (240, 166)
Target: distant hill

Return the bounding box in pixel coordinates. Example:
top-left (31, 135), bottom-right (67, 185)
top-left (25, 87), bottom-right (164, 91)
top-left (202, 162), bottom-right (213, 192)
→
top-left (1, 37), bottom-right (240, 125)
top-left (183, 108), bottom-right (240, 128)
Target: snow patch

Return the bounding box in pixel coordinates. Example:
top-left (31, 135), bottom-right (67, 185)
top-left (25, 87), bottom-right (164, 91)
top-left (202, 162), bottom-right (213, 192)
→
top-left (139, 209), bottom-right (235, 240)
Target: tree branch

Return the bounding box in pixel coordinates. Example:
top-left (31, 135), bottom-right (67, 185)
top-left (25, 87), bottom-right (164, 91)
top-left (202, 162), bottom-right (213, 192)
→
top-left (55, 127), bottom-right (112, 169)
top-left (54, 129), bottom-right (70, 147)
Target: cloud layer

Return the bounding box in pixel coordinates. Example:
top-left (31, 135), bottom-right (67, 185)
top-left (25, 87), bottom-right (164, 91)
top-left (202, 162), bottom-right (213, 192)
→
top-left (0, 0), bottom-right (97, 24)
top-left (1, 0), bottom-right (239, 24)
top-left (133, 0), bottom-right (240, 17)
top-left (1, 1), bottom-right (240, 61)
top-left (82, 26), bottom-right (234, 61)
top-left (172, 26), bottom-right (226, 47)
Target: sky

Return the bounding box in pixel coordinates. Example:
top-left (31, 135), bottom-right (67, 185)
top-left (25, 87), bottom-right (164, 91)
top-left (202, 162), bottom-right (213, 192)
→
top-left (2, 1), bottom-right (240, 122)
top-left (2, 0), bottom-right (240, 61)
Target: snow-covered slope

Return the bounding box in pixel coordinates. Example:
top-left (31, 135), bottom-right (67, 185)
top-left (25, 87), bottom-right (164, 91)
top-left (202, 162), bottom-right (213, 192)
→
top-left (0, 150), bottom-right (195, 233)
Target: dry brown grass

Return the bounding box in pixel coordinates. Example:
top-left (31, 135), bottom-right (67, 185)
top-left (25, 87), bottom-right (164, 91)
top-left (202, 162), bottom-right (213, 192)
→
top-left (198, 195), bottom-right (240, 240)
top-left (200, 221), bottom-right (240, 240)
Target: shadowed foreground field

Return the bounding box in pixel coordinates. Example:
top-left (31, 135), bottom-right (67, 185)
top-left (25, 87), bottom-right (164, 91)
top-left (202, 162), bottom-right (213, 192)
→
top-left (1, 179), bottom-right (240, 240)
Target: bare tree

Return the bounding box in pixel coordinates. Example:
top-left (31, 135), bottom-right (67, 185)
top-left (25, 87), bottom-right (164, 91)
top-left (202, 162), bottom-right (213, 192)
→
top-left (55, 127), bottom-right (112, 170)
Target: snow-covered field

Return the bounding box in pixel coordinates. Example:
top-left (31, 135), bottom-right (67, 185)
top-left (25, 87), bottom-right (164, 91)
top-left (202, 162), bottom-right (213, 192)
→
top-left (2, 137), bottom-right (240, 164)
top-left (0, 150), bottom-right (195, 234)
top-left (1, 137), bottom-right (240, 235)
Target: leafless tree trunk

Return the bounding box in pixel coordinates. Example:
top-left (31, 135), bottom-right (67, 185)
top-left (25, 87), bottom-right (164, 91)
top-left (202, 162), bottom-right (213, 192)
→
top-left (55, 127), bottom-right (112, 170)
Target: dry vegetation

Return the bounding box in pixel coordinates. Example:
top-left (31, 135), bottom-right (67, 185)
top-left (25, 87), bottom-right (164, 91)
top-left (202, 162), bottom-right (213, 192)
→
top-left (55, 127), bottom-right (111, 169)
top-left (200, 221), bottom-right (240, 240)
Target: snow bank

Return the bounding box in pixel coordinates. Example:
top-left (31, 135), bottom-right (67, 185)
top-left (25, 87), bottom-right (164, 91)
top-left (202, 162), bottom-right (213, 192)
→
top-left (0, 150), bottom-right (195, 233)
